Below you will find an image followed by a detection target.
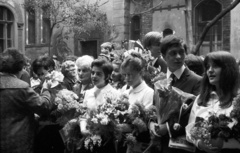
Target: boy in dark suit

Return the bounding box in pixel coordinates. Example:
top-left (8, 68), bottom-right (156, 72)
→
top-left (143, 31), bottom-right (167, 73)
top-left (149, 35), bottom-right (202, 153)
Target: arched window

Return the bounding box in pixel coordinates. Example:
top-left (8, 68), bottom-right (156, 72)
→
top-left (195, 0), bottom-right (222, 53)
top-left (0, 6), bottom-right (14, 53)
top-left (130, 15), bottom-right (140, 40)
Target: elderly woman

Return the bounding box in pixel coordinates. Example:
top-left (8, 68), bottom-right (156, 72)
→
top-left (73, 55), bottom-right (94, 101)
top-left (0, 48), bottom-right (55, 153)
top-left (61, 60), bottom-right (77, 91)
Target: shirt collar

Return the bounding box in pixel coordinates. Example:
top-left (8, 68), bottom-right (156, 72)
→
top-left (166, 65), bottom-right (186, 80)
top-left (129, 81), bottom-right (146, 94)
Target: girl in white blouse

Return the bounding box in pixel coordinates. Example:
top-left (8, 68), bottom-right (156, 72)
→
top-left (187, 51), bottom-right (240, 153)
top-left (83, 58), bottom-right (119, 111)
top-left (121, 51), bottom-right (154, 109)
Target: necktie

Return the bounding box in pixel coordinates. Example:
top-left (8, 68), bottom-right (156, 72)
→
top-left (170, 73), bottom-right (176, 86)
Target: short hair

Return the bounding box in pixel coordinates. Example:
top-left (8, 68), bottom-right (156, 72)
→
top-left (143, 31), bottom-right (162, 50)
top-left (75, 55), bottom-right (94, 69)
top-left (121, 51), bottom-right (145, 73)
top-left (160, 35), bottom-right (187, 56)
top-left (101, 42), bottom-right (114, 52)
top-left (199, 51), bottom-right (239, 108)
top-left (32, 55), bottom-right (55, 74)
top-left (61, 60), bottom-right (76, 76)
top-left (185, 54), bottom-right (204, 76)
top-left (0, 48), bottom-right (25, 74)
top-left (91, 58), bottom-right (113, 83)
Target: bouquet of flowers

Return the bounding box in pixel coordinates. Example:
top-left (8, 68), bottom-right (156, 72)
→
top-left (44, 70), bottom-right (64, 88)
top-left (122, 102), bottom-right (157, 153)
top-left (80, 94), bottom-right (131, 152)
top-left (152, 79), bottom-right (196, 152)
top-left (230, 93), bottom-right (240, 142)
top-left (51, 89), bottom-right (87, 125)
top-left (154, 79), bottom-right (195, 124)
top-left (187, 113), bottom-right (233, 148)
top-left (187, 94), bottom-right (240, 148)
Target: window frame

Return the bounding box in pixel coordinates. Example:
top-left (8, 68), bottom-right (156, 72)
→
top-left (0, 6), bottom-right (14, 52)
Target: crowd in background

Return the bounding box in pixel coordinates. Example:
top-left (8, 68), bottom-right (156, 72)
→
top-left (1, 32), bottom-right (240, 153)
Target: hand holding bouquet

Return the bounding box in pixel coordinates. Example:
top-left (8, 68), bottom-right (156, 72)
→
top-left (51, 89), bottom-right (87, 125)
top-left (187, 113), bottom-right (236, 148)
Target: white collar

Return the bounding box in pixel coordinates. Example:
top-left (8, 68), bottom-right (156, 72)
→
top-left (129, 81), bottom-right (147, 94)
top-left (166, 65), bottom-right (186, 80)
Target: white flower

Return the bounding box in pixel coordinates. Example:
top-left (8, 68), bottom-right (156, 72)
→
top-left (91, 118), bottom-right (98, 124)
top-left (100, 117), bottom-right (109, 125)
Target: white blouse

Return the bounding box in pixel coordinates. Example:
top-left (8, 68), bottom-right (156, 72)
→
top-left (83, 84), bottom-right (119, 111)
top-left (122, 81), bottom-right (154, 109)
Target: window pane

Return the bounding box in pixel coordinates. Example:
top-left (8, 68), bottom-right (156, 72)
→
top-left (7, 23), bottom-right (12, 39)
top-left (7, 9), bottom-right (13, 21)
top-left (42, 18), bottom-right (50, 43)
top-left (0, 8), bottom-right (4, 20)
top-left (28, 11), bottom-right (36, 44)
top-left (0, 24), bottom-right (4, 38)
top-left (7, 39), bottom-right (12, 48)
top-left (0, 39), bottom-right (4, 53)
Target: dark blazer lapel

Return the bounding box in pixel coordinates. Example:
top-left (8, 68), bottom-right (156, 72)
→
top-left (174, 68), bottom-right (190, 88)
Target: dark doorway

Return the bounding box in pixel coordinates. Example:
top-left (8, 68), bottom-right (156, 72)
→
top-left (131, 16), bottom-right (141, 40)
top-left (80, 40), bottom-right (98, 58)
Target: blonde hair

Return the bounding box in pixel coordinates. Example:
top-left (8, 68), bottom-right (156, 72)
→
top-left (75, 55), bottom-right (94, 69)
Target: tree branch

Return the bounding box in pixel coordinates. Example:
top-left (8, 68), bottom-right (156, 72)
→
top-left (193, 0), bottom-right (240, 55)
top-left (130, 0), bottom-right (164, 15)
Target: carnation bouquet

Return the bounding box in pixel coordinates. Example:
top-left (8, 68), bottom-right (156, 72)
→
top-left (186, 94), bottom-right (240, 148)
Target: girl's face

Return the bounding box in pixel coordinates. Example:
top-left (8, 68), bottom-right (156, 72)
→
top-left (111, 63), bottom-right (121, 82)
top-left (91, 66), bottom-right (107, 88)
top-left (77, 65), bottom-right (91, 84)
top-left (121, 65), bottom-right (141, 88)
top-left (206, 61), bottom-right (222, 86)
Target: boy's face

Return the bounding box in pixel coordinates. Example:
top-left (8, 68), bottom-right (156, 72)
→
top-left (163, 46), bottom-right (186, 72)
top-left (149, 41), bottom-right (161, 58)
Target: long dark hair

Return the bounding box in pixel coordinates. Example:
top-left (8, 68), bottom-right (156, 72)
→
top-left (198, 51), bottom-right (239, 108)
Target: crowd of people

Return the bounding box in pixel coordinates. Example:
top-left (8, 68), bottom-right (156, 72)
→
top-left (1, 32), bottom-right (240, 153)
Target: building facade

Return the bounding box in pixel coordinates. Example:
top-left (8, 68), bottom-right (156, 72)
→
top-left (1, 0), bottom-right (240, 60)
